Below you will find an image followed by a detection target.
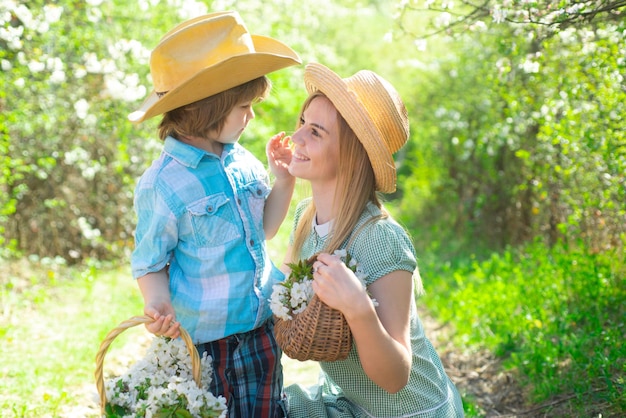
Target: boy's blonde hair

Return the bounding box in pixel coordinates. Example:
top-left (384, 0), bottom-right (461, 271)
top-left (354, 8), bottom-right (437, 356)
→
top-left (158, 76), bottom-right (270, 141)
top-left (291, 92), bottom-right (384, 259)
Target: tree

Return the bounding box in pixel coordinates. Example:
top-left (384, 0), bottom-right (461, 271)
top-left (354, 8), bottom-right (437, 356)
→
top-left (392, 0), bottom-right (626, 254)
top-left (396, 0), bottom-right (625, 40)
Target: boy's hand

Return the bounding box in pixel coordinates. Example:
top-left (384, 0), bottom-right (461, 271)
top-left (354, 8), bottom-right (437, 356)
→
top-left (267, 132), bottom-right (293, 180)
top-left (144, 305), bottom-right (181, 339)
top-left (137, 270), bottom-right (180, 339)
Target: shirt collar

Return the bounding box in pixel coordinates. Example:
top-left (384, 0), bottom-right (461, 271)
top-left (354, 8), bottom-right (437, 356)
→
top-left (312, 215), bottom-right (333, 238)
top-left (163, 136), bottom-right (234, 168)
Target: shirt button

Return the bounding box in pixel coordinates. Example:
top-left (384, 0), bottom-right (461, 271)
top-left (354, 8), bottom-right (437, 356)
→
top-left (237, 198), bottom-right (241, 205)
top-left (249, 239), bottom-right (255, 246)
top-left (207, 205), bottom-right (214, 212)
top-left (256, 189), bottom-right (262, 195)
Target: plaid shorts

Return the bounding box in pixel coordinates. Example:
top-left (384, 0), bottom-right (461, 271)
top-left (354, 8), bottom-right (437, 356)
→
top-left (196, 319), bottom-right (286, 418)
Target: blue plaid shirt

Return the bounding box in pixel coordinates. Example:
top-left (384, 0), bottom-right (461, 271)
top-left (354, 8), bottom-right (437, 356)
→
top-left (131, 136), bottom-right (283, 343)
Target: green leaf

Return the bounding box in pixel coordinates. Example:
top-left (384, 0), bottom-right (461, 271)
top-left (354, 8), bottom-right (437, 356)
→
top-left (105, 402), bottom-right (129, 417)
top-left (174, 409), bottom-right (194, 418)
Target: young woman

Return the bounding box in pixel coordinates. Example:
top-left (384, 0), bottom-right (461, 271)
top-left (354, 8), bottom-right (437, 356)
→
top-left (282, 63), bottom-right (464, 417)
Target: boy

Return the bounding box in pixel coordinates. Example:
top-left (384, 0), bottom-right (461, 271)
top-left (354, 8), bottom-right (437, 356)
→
top-left (128, 11), bottom-right (300, 417)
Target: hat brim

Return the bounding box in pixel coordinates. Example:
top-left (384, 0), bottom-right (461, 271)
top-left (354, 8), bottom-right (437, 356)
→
top-left (129, 35), bottom-right (301, 123)
top-left (303, 63), bottom-right (397, 193)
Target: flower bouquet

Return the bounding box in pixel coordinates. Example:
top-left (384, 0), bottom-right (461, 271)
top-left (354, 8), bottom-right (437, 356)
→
top-left (270, 250), bottom-right (371, 362)
top-left (95, 315), bottom-right (227, 418)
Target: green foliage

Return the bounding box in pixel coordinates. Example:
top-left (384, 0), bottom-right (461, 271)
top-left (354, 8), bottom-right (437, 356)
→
top-left (0, 0), bottom-right (178, 262)
top-left (421, 240), bottom-right (626, 412)
top-left (1, 0), bottom-right (405, 264)
top-left (396, 18), bottom-right (626, 258)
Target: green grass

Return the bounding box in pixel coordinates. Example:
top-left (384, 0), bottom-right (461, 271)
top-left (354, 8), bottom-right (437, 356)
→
top-left (420, 240), bottom-right (626, 416)
top-left (1, 260), bottom-right (144, 416)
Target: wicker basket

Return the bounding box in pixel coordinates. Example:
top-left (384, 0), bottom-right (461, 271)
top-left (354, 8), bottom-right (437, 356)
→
top-left (94, 315), bottom-right (201, 416)
top-left (274, 294), bottom-right (352, 362)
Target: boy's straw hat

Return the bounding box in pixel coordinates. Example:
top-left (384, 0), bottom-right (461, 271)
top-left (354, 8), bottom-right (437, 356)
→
top-left (303, 63), bottom-right (409, 193)
top-left (129, 11), bottom-right (301, 123)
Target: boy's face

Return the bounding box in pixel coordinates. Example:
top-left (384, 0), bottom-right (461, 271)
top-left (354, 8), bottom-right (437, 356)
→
top-left (212, 101), bottom-right (255, 145)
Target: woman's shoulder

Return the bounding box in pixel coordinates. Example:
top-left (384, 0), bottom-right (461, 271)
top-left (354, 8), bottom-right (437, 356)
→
top-left (359, 203), bottom-right (412, 239)
top-left (348, 204), bottom-right (417, 283)
top-left (354, 218), bottom-right (414, 254)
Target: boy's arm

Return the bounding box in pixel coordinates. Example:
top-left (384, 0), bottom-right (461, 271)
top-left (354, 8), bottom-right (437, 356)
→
top-left (264, 175), bottom-right (295, 239)
top-left (264, 132), bottom-right (295, 239)
top-left (137, 267), bottom-right (180, 338)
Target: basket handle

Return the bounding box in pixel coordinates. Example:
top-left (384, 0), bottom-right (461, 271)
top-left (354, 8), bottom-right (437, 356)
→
top-left (94, 315), bottom-right (201, 415)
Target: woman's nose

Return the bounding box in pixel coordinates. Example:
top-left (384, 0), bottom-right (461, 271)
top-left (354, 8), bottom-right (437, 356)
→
top-left (291, 128), bottom-right (304, 144)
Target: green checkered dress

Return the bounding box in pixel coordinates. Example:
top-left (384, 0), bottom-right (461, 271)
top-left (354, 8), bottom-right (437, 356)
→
top-left (284, 200), bottom-right (464, 417)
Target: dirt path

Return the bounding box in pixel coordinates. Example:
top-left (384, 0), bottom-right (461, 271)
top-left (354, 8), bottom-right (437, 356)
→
top-left (417, 307), bottom-right (528, 417)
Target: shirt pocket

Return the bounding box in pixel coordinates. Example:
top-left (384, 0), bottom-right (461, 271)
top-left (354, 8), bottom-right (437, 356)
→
top-left (243, 180), bottom-right (270, 232)
top-left (185, 193), bottom-right (241, 248)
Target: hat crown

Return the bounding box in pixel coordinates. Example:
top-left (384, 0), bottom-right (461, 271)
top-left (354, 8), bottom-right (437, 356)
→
top-left (303, 63), bottom-right (409, 192)
top-left (345, 71), bottom-right (409, 155)
top-left (128, 11), bottom-right (300, 123)
top-left (150, 12), bottom-right (253, 93)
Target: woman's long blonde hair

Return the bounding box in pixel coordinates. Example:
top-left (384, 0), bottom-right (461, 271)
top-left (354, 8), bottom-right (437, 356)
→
top-left (291, 92), bottom-right (385, 260)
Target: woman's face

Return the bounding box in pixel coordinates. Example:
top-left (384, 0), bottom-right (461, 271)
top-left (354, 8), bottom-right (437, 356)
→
top-left (288, 96), bottom-right (340, 186)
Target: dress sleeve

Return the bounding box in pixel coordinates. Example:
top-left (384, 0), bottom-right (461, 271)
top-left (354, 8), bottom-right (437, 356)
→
top-left (348, 218), bottom-right (417, 286)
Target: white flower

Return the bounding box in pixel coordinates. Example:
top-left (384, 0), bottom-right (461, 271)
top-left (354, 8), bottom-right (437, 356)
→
top-left (104, 337), bottom-right (227, 417)
top-left (74, 99), bottom-right (90, 120)
top-left (269, 284), bottom-right (292, 321)
top-left (270, 251), bottom-right (375, 320)
top-left (290, 280), bottom-right (313, 309)
top-left (333, 249), bottom-right (348, 258)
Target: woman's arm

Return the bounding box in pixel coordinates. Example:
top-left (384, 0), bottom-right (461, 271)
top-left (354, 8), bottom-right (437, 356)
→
top-left (264, 132), bottom-right (295, 239)
top-left (137, 267), bottom-right (181, 339)
top-left (313, 253), bottom-right (413, 393)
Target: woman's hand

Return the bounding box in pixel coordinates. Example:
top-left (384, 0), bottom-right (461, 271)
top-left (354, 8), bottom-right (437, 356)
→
top-left (266, 132), bottom-right (293, 181)
top-left (311, 252), bottom-right (372, 319)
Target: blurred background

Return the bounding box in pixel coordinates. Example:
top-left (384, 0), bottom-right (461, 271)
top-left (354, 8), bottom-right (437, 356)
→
top-left (1, 0), bottom-right (624, 416)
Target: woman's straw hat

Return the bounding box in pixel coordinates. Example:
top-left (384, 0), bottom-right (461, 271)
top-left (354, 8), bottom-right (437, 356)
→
top-left (303, 63), bottom-right (409, 193)
top-left (129, 11), bottom-right (301, 123)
